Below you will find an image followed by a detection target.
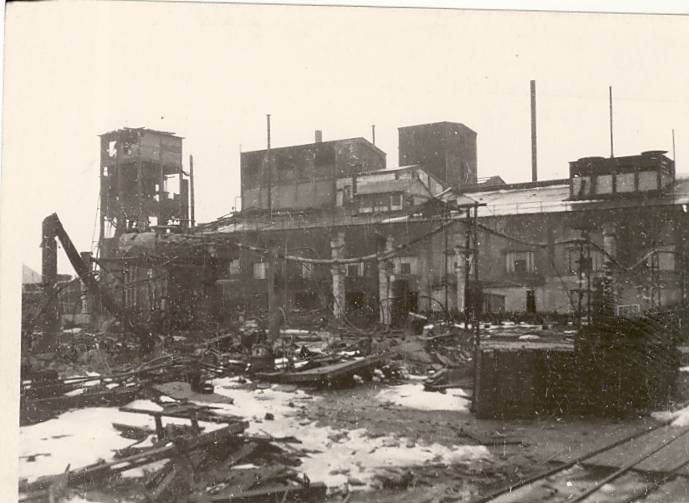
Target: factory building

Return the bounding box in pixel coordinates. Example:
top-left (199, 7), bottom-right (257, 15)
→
top-left (93, 122), bottom-right (688, 329)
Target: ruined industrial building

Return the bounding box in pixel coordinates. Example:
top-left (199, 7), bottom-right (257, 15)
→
top-left (19, 118), bottom-right (689, 503)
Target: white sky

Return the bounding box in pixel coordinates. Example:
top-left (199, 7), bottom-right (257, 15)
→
top-left (2, 2), bottom-right (688, 274)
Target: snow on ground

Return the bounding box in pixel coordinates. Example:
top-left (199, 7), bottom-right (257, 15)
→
top-left (18, 400), bottom-right (224, 483)
top-left (651, 403), bottom-right (689, 427)
top-left (21, 379), bottom-right (488, 493)
top-left (207, 378), bottom-right (488, 490)
top-left (680, 366), bottom-right (689, 372)
top-left (375, 383), bottom-right (470, 412)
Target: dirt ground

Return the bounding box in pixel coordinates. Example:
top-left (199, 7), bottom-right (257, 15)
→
top-left (281, 383), bottom-right (675, 503)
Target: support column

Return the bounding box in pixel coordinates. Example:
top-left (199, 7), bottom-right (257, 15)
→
top-left (267, 242), bottom-right (280, 342)
top-left (602, 224), bottom-right (617, 308)
top-left (418, 246), bottom-right (432, 312)
top-left (331, 231), bottom-right (346, 320)
top-left (602, 225), bottom-right (617, 271)
top-left (378, 236), bottom-right (394, 326)
top-left (80, 252), bottom-right (92, 316)
top-left (454, 246), bottom-right (466, 314)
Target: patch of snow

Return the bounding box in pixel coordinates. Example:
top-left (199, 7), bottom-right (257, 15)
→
top-left (679, 366), bottom-right (689, 373)
top-left (206, 379), bottom-right (487, 491)
top-left (652, 404), bottom-right (689, 427)
top-left (64, 388), bottom-right (86, 397)
top-left (518, 334), bottom-right (541, 341)
top-left (19, 400), bottom-right (224, 483)
top-left (375, 384), bottom-right (470, 412)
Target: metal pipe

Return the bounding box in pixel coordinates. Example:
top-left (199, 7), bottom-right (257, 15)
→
top-left (609, 85), bottom-right (614, 158)
top-left (530, 80), bottom-right (537, 182)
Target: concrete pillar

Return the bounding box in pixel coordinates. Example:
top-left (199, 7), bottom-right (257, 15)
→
top-left (455, 246), bottom-right (466, 314)
top-left (599, 224), bottom-right (617, 318)
top-left (378, 236), bottom-right (394, 326)
top-left (418, 248), bottom-right (432, 312)
top-left (331, 231), bottom-right (346, 319)
top-left (602, 225), bottom-right (617, 270)
top-left (80, 252), bottom-right (92, 315)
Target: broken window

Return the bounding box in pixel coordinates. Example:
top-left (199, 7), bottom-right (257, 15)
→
top-left (228, 259), bottom-right (241, 276)
top-left (253, 262), bottom-right (266, 279)
top-left (652, 246), bottom-right (676, 271)
top-left (346, 263), bottom-right (364, 277)
top-left (506, 251), bottom-right (535, 274)
top-left (301, 262), bottom-right (313, 279)
top-left (567, 248), bottom-right (603, 274)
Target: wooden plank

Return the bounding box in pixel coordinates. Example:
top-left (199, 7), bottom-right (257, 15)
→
top-left (119, 405), bottom-right (245, 425)
top-left (19, 423), bottom-right (246, 497)
top-left (256, 355), bottom-right (384, 385)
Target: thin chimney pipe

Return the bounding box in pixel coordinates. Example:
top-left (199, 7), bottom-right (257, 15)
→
top-left (530, 80), bottom-right (537, 182)
top-left (371, 125), bottom-right (376, 146)
top-left (609, 86), bottom-right (614, 158)
top-left (672, 129), bottom-right (676, 163)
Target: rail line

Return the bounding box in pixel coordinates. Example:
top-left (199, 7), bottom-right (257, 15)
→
top-left (479, 417), bottom-right (689, 503)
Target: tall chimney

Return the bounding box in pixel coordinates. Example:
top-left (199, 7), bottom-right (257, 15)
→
top-left (315, 130), bottom-right (323, 143)
top-left (371, 125), bottom-right (376, 145)
top-left (609, 86), bottom-right (614, 158)
top-left (530, 80), bottom-right (538, 182)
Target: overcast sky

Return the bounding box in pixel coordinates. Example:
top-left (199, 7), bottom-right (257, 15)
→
top-left (3, 2), bottom-right (688, 273)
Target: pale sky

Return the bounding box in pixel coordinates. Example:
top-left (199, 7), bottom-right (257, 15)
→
top-left (2, 2), bottom-right (688, 273)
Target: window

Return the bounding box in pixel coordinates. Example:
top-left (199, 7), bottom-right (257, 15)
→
top-left (391, 194), bottom-right (402, 207)
top-left (396, 256), bottom-right (417, 275)
top-left (346, 263), bottom-right (364, 277)
top-left (506, 251), bottom-right (535, 273)
top-left (253, 262), bottom-right (266, 279)
top-left (567, 248), bottom-right (604, 274)
top-left (301, 262), bottom-right (313, 279)
top-left (228, 259), bottom-right (240, 276)
top-left (653, 246), bottom-right (676, 271)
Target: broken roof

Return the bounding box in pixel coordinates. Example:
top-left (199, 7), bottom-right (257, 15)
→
top-left (99, 127), bottom-right (183, 139)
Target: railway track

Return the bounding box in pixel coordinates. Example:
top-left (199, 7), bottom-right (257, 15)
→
top-left (479, 418), bottom-right (689, 503)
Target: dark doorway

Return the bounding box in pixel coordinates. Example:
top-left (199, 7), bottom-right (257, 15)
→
top-left (526, 289), bottom-right (536, 313)
top-left (294, 291), bottom-right (318, 309)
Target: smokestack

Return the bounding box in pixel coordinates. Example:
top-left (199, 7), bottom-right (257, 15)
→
top-left (315, 130), bottom-right (323, 143)
top-left (530, 80), bottom-right (538, 182)
top-left (371, 125), bottom-right (376, 145)
top-left (609, 86), bottom-right (614, 158)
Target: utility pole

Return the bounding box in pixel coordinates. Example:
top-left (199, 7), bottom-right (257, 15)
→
top-left (576, 238), bottom-right (584, 329)
top-left (463, 212), bottom-right (472, 329)
top-left (444, 206), bottom-right (449, 316)
top-left (585, 233), bottom-right (592, 325)
top-left (471, 203), bottom-right (481, 410)
top-left (267, 241), bottom-right (280, 342)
